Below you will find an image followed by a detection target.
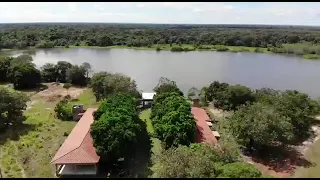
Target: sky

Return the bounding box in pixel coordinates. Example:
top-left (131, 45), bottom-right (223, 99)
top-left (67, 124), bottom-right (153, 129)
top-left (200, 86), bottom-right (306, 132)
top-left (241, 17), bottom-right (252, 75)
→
top-left (0, 2), bottom-right (319, 26)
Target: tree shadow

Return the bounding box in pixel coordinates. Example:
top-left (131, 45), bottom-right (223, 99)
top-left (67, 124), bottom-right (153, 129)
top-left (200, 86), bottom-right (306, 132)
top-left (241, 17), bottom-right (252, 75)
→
top-left (0, 117), bottom-right (35, 145)
top-left (20, 83), bottom-right (48, 94)
top-left (244, 145), bottom-right (315, 174)
top-left (288, 116), bottom-right (320, 146)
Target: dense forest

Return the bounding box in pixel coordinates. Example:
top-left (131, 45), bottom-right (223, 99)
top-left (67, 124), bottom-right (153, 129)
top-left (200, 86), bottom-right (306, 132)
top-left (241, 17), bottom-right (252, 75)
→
top-left (0, 23), bottom-right (320, 50)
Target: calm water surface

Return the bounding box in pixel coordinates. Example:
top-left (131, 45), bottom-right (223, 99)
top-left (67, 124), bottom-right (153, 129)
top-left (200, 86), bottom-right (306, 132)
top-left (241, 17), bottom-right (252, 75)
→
top-left (9, 48), bottom-right (320, 97)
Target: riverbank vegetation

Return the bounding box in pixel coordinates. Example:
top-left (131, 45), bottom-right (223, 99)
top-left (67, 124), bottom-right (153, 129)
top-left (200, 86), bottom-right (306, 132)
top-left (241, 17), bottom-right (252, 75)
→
top-left (0, 23), bottom-right (320, 59)
top-left (0, 54), bottom-right (92, 90)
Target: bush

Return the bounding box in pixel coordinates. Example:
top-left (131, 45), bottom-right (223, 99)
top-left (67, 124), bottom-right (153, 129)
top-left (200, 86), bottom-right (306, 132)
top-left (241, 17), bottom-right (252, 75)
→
top-left (54, 99), bottom-right (73, 121)
top-left (215, 45), bottom-right (229, 51)
top-left (217, 162), bottom-right (262, 178)
top-left (151, 144), bottom-right (261, 178)
top-left (156, 47), bottom-right (162, 51)
top-left (35, 41), bottom-right (55, 48)
top-left (171, 46), bottom-right (184, 52)
top-left (63, 132), bottom-right (69, 136)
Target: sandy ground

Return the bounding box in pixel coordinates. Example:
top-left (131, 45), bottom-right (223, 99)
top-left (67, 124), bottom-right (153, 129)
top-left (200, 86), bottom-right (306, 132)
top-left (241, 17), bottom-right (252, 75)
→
top-left (31, 82), bottom-right (85, 102)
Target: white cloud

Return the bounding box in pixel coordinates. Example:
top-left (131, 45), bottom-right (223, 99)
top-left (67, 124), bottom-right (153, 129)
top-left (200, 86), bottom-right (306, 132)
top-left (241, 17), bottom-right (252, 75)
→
top-left (0, 2), bottom-right (319, 25)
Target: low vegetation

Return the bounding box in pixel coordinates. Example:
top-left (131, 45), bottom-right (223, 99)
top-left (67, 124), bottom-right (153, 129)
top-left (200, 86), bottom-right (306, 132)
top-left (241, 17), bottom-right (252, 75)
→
top-left (151, 143), bottom-right (263, 178)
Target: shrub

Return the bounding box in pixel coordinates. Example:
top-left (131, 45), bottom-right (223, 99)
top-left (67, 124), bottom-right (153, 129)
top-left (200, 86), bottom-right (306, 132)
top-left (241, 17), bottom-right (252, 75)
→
top-left (54, 99), bottom-right (73, 121)
top-left (171, 46), bottom-right (184, 52)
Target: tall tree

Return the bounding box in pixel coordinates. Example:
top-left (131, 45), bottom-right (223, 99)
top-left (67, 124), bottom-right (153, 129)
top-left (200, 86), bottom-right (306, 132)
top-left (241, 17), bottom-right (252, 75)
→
top-left (0, 87), bottom-right (29, 131)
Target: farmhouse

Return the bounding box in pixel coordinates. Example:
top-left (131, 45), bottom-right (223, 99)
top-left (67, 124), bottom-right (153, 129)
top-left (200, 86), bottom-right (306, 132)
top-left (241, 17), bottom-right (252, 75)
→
top-left (50, 108), bottom-right (99, 177)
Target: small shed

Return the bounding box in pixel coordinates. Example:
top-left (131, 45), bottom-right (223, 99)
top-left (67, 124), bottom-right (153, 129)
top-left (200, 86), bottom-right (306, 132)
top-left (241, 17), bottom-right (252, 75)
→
top-left (190, 94), bottom-right (200, 107)
top-left (141, 92), bottom-right (156, 108)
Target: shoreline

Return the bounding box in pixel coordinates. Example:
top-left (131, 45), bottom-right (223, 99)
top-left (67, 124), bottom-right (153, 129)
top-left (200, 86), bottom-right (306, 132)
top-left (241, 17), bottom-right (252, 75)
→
top-left (2, 44), bottom-right (320, 60)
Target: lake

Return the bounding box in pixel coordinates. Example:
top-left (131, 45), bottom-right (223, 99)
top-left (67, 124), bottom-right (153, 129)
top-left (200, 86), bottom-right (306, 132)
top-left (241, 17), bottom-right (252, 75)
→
top-left (8, 48), bottom-right (320, 97)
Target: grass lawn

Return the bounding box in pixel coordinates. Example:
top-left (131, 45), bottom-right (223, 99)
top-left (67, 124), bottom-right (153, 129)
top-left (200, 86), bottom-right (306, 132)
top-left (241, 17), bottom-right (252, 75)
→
top-left (139, 109), bottom-right (162, 155)
top-left (293, 139), bottom-right (320, 178)
top-left (0, 89), bottom-right (97, 178)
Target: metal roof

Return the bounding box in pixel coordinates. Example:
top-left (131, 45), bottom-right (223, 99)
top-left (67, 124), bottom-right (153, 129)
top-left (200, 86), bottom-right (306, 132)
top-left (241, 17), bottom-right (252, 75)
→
top-left (142, 92), bottom-right (156, 100)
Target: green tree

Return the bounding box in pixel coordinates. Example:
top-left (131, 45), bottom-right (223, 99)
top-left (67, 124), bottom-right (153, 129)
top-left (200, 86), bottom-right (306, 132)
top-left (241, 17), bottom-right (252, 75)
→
top-left (274, 90), bottom-right (320, 139)
top-left (228, 102), bottom-right (294, 149)
top-left (56, 61), bottom-right (72, 83)
top-left (151, 92), bottom-right (196, 148)
top-left (90, 94), bottom-right (151, 165)
top-left (0, 57), bottom-right (12, 82)
top-left (7, 61), bottom-right (41, 89)
top-left (206, 81), bottom-right (229, 102)
top-left (187, 87), bottom-right (199, 100)
top-left (54, 99), bottom-right (72, 121)
top-left (153, 77), bottom-right (183, 96)
top-left (40, 63), bottom-right (58, 82)
top-left (0, 87), bottom-right (29, 131)
top-left (63, 83), bottom-right (72, 95)
top-left (217, 162), bottom-right (262, 178)
top-left (80, 62), bottom-right (92, 78)
top-left (66, 65), bottom-right (87, 86)
top-left (90, 72), bottom-right (140, 101)
top-left (151, 144), bottom-right (252, 178)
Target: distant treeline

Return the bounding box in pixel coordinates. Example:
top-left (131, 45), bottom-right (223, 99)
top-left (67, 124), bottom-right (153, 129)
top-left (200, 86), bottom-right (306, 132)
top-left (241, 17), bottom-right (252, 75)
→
top-left (0, 23), bottom-right (320, 50)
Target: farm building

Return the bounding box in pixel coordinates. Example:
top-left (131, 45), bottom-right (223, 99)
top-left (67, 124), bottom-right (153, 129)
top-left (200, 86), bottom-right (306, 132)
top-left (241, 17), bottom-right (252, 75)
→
top-left (50, 108), bottom-right (99, 177)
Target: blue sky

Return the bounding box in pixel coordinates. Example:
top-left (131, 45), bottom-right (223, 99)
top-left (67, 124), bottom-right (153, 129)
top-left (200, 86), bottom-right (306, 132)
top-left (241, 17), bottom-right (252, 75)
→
top-left (0, 2), bottom-right (319, 25)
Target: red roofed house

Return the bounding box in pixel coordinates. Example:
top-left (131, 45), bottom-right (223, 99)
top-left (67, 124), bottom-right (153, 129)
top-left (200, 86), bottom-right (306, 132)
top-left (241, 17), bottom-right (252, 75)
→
top-left (191, 107), bottom-right (218, 145)
top-left (51, 108), bottom-right (100, 177)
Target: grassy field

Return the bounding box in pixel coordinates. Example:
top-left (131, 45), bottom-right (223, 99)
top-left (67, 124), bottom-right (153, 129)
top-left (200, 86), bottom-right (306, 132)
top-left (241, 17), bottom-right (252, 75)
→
top-left (139, 109), bottom-right (162, 155)
top-left (0, 89), bottom-right (97, 178)
top-left (293, 138), bottom-right (320, 178)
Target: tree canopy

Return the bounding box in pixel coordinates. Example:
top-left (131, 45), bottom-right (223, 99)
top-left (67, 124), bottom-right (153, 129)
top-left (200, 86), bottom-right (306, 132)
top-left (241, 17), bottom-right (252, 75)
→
top-left (90, 93), bottom-right (151, 164)
top-left (7, 60), bottom-right (41, 89)
top-left (151, 80), bottom-right (196, 149)
top-left (90, 72), bottom-right (141, 101)
top-left (0, 87), bottom-right (29, 131)
top-left (153, 77), bottom-right (183, 96)
top-left (228, 102), bottom-right (294, 149)
top-left (151, 143), bottom-right (262, 178)
top-left (1, 23), bottom-right (320, 52)
top-left (206, 81), bottom-right (255, 111)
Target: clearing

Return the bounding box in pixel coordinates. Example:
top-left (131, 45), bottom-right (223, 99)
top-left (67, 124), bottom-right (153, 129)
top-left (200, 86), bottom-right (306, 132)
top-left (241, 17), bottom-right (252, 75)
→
top-left (0, 83), bottom-right (97, 178)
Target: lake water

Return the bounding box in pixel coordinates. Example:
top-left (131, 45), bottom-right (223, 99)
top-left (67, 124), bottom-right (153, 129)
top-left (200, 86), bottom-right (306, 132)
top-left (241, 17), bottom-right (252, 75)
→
top-left (9, 48), bottom-right (320, 97)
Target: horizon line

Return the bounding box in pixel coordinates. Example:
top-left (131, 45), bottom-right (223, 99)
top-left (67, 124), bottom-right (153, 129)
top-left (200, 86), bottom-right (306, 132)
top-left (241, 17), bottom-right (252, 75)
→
top-left (0, 22), bottom-right (319, 27)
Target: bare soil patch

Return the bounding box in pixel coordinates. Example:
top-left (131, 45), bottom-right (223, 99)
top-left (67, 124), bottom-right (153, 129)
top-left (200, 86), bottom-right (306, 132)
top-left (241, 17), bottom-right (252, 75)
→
top-left (31, 82), bottom-right (85, 102)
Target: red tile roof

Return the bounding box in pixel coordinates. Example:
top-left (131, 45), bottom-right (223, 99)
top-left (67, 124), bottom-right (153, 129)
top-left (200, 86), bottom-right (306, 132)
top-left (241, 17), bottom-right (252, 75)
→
top-left (191, 107), bottom-right (218, 145)
top-left (51, 108), bottom-right (100, 165)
